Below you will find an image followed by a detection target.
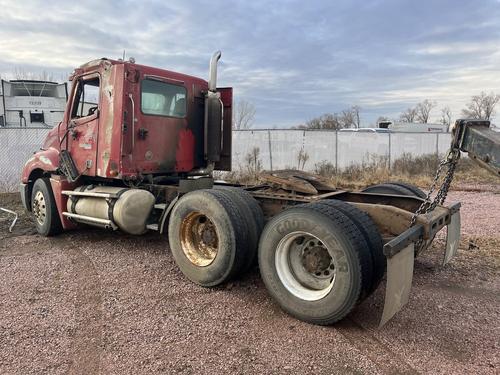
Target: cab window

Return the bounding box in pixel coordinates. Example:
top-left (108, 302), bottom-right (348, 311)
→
top-left (141, 79), bottom-right (186, 118)
top-left (71, 78), bottom-right (100, 119)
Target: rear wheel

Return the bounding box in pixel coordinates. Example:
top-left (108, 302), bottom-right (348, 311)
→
top-left (215, 186), bottom-right (264, 271)
top-left (168, 189), bottom-right (248, 286)
top-left (361, 183), bottom-right (415, 196)
top-left (31, 178), bottom-right (62, 236)
top-left (315, 200), bottom-right (385, 293)
top-left (387, 182), bottom-right (426, 198)
top-left (258, 203), bottom-right (372, 325)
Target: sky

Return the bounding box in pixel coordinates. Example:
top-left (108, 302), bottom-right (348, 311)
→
top-left (0, 0), bottom-right (499, 128)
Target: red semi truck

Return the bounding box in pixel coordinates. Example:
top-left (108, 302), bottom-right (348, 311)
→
top-left (21, 51), bottom-right (490, 326)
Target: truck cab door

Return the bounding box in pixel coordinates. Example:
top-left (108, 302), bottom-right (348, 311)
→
top-left (129, 77), bottom-right (192, 174)
top-left (67, 76), bottom-right (100, 176)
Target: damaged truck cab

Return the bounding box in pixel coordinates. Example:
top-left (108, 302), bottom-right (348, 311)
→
top-left (20, 52), bottom-right (469, 327)
top-left (21, 55), bottom-right (232, 207)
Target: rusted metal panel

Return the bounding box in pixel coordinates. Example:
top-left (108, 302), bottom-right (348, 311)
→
top-left (56, 59), bottom-right (213, 181)
top-left (459, 121), bottom-right (500, 176)
top-left (96, 61), bottom-right (121, 179)
top-left (344, 202), bottom-right (451, 240)
top-left (21, 57), bottom-right (229, 183)
top-left (119, 63), bottom-right (209, 178)
top-left (335, 192), bottom-right (422, 213)
top-left (250, 181), bottom-right (453, 241)
top-left (259, 170), bottom-right (338, 194)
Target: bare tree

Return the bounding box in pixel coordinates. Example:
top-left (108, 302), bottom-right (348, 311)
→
top-left (233, 99), bottom-right (256, 130)
top-left (440, 106), bottom-right (452, 127)
top-left (339, 109), bottom-right (354, 128)
top-left (244, 147), bottom-right (262, 178)
top-left (415, 99), bottom-right (437, 123)
top-left (461, 91), bottom-right (500, 120)
top-left (399, 100), bottom-right (436, 123)
top-left (293, 124), bottom-right (307, 129)
top-left (299, 113), bottom-right (339, 130)
top-left (297, 148), bottom-right (309, 170)
top-left (351, 105), bottom-right (361, 128)
top-left (339, 105), bottom-right (361, 128)
top-left (300, 107), bottom-right (361, 130)
top-left (13, 67), bottom-right (54, 81)
top-left (399, 107), bottom-right (417, 122)
top-left (321, 113), bottom-right (340, 129)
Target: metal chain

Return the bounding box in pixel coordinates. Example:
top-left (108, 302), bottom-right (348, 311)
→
top-left (409, 148), bottom-right (461, 227)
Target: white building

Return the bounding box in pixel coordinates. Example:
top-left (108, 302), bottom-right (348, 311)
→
top-left (0, 79), bottom-right (67, 128)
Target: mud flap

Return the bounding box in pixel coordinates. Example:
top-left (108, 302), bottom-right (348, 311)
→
top-left (379, 243), bottom-right (415, 327)
top-left (443, 211), bottom-right (461, 266)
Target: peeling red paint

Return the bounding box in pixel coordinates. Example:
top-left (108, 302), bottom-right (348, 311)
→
top-left (21, 57), bottom-right (232, 183)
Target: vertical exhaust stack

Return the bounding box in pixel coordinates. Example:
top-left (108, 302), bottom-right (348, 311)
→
top-left (208, 51), bottom-right (221, 92)
top-left (204, 51), bottom-right (224, 167)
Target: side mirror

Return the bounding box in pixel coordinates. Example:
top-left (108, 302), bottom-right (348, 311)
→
top-left (87, 107), bottom-right (99, 117)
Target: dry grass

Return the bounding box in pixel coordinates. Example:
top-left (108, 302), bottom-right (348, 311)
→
top-left (325, 153), bottom-right (497, 190)
top-left (0, 173), bottom-right (19, 193)
top-left (222, 152), bottom-right (498, 191)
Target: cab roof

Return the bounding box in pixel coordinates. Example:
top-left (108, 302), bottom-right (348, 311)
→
top-left (74, 58), bottom-right (208, 86)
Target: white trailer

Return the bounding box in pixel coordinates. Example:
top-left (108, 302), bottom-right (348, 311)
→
top-left (0, 79), bottom-right (67, 128)
top-left (378, 120), bottom-right (449, 133)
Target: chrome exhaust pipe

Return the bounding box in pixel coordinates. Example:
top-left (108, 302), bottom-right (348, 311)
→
top-left (208, 51), bottom-right (221, 92)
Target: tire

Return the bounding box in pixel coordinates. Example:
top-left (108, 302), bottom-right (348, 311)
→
top-left (387, 182), bottom-right (426, 199)
top-left (31, 177), bottom-right (62, 236)
top-left (258, 203), bottom-right (372, 325)
top-left (361, 183), bottom-right (415, 196)
top-left (315, 200), bottom-right (385, 293)
top-left (168, 189), bottom-right (249, 286)
top-left (214, 186), bottom-right (264, 271)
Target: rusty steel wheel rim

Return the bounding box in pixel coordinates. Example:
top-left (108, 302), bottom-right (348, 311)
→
top-left (180, 212), bottom-right (219, 267)
top-left (32, 190), bottom-right (47, 226)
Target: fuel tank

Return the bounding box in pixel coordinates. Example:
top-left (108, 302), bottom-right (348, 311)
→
top-left (66, 185), bottom-right (155, 234)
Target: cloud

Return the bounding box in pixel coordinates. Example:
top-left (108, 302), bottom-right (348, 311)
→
top-left (1, 0), bottom-right (500, 127)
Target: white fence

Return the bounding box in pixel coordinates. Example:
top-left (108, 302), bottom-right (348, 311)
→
top-left (0, 128), bottom-right (52, 187)
top-left (0, 128), bottom-right (451, 188)
top-left (233, 130), bottom-right (451, 171)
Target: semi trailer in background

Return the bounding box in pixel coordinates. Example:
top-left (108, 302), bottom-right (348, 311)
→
top-left (378, 120), bottom-right (449, 132)
top-left (0, 79), bottom-right (67, 128)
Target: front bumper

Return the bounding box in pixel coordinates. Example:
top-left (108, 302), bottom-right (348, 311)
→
top-left (379, 202), bottom-right (461, 326)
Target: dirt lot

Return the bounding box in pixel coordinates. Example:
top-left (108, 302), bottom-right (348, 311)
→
top-left (0, 188), bottom-right (499, 374)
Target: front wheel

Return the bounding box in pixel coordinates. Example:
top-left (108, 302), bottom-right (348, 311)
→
top-left (31, 178), bottom-right (62, 236)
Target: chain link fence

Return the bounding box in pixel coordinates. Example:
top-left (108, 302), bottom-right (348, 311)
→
top-left (0, 128), bottom-right (451, 192)
top-left (232, 130), bottom-right (451, 172)
top-left (0, 128), bottom-right (51, 191)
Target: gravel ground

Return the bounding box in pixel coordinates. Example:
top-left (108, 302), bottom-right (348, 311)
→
top-left (0, 189), bottom-right (498, 374)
